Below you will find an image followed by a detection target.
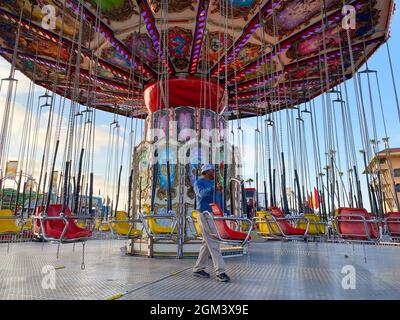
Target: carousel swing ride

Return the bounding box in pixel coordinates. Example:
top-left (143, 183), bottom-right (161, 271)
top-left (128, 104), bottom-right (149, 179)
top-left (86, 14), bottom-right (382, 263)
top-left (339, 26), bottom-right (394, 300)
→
top-left (1, 0), bottom-right (400, 299)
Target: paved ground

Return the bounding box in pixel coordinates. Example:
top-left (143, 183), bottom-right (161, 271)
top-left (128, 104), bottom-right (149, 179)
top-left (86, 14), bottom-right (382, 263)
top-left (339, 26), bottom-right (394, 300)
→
top-left (1, 240), bottom-right (400, 300)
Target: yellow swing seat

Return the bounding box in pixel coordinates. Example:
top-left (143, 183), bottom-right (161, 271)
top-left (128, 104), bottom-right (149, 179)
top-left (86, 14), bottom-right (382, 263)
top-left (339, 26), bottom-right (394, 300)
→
top-left (95, 218), bottom-right (110, 231)
top-left (111, 211), bottom-right (142, 237)
top-left (0, 209), bottom-right (21, 233)
top-left (295, 213), bottom-right (326, 235)
top-left (76, 220), bottom-right (87, 229)
top-left (142, 204), bottom-right (176, 234)
top-left (332, 209), bottom-right (339, 232)
top-left (255, 211), bottom-right (281, 236)
top-left (191, 210), bottom-right (202, 236)
top-left (22, 218), bottom-right (32, 230)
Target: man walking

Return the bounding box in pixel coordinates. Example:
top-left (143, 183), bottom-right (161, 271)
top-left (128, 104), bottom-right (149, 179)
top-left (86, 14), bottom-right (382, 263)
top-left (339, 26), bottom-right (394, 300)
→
top-left (192, 164), bottom-right (230, 282)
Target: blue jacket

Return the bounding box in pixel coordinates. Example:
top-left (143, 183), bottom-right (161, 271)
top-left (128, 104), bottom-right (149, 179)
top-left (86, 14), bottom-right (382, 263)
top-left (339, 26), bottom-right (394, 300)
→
top-left (194, 177), bottom-right (222, 212)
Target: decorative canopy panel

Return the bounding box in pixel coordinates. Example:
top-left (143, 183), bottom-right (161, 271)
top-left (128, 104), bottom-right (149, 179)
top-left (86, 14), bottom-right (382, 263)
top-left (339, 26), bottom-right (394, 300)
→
top-left (0, 0), bottom-right (394, 119)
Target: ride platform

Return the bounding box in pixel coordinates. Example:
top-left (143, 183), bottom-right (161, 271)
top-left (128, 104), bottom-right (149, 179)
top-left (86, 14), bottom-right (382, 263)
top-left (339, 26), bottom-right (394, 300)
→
top-left (1, 240), bottom-right (400, 300)
top-left (129, 239), bottom-right (246, 258)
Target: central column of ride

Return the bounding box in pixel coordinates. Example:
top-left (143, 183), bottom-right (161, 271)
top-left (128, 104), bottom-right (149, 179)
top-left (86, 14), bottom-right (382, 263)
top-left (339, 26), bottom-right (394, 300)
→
top-left (130, 76), bottom-right (239, 257)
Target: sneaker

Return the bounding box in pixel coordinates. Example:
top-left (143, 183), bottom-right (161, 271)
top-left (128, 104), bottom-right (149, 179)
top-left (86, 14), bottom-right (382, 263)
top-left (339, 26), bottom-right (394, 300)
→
top-left (193, 270), bottom-right (210, 278)
top-left (216, 273), bottom-right (230, 282)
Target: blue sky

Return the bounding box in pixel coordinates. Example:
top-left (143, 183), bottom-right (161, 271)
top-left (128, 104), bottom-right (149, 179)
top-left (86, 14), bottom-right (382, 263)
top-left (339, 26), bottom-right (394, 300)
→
top-left (0, 7), bottom-right (399, 211)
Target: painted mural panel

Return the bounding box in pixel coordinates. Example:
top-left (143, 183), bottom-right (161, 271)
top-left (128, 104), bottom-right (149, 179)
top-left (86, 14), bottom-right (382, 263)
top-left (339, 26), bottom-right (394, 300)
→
top-left (264, 0), bottom-right (341, 38)
top-left (166, 27), bottom-right (193, 70)
top-left (285, 1), bottom-right (379, 60)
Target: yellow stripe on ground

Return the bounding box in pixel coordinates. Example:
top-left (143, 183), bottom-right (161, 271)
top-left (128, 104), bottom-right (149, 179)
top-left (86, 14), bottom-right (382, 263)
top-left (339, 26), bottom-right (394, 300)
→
top-left (54, 266), bottom-right (65, 270)
top-left (106, 293), bottom-right (124, 300)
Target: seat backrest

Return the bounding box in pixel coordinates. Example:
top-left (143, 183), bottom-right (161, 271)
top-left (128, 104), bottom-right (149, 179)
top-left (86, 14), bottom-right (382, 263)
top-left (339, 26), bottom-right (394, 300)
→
top-left (0, 209), bottom-right (20, 233)
top-left (269, 207), bottom-right (284, 217)
top-left (42, 205), bottom-right (65, 233)
top-left (35, 206), bottom-right (45, 215)
top-left (386, 212), bottom-right (400, 235)
top-left (142, 206), bottom-right (174, 234)
top-left (209, 203), bottom-right (229, 237)
top-left (268, 206), bottom-right (293, 234)
top-left (45, 204), bottom-right (82, 233)
top-left (0, 209), bottom-right (13, 217)
top-left (387, 212), bottom-right (400, 218)
top-left (337, 207), bottom-right (379, 239)
top-left (255, 211), bottom-right (272, 233)
top-left (339, 207), bottom-right (370, 217)
top-left (34, 206), bottom-right (45, 231)
top-left (116, 211), bottom-right (128, 220)
top-left (47, 204), bottom-right (72, 217)
top-left (191, 210), bottom-right (202, 236)
top-left (256, 211), bottom-right (269, 217)
top-left (303, 213), bottom-right (326, 234)
top-left (142, 204), bottom-right (151, 214)
top-left (209, 203), bottom-right (248, 240)
top-left (210, 203), bottom-right (223, 217)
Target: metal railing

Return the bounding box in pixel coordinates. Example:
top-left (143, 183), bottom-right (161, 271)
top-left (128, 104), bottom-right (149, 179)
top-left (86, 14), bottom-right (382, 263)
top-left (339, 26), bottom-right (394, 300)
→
top-left (139, 210), bottom-right (178, 240)
top-left (253, 215), bottom-right (310, 240)
top-left (202, 211), bottom-right (253, 246)
top-left (108, 217), bottom-right (143, 239)
top-left (383, 216), bottom-right (400, 239)
top-left (333, 214), bottom-right (381, 242)
top-left (38, 212), bottom-right (95, 243)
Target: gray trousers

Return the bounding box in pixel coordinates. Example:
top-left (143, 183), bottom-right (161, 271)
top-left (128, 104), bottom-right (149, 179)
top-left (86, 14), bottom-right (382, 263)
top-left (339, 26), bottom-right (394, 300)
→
top-left (193, 211), bottom-right (225, 275)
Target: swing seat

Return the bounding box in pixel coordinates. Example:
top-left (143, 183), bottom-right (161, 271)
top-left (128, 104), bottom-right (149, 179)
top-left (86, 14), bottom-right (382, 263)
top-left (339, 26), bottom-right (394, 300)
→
top-left (99, 223), bottom-right (110, 232)
top-left (32, 206), bottom-right (45, 235)
top-left (209, 203), bottom-right (252, 242)
top-left (254, 207), bottom-right (308, 239)
top-left (22, 218), bottom-right (32, 230)
top-left (142, 205), bottom-right (177, 234)
top-left (269, 207), bottom-right (308, 236)
top-left (336, 207), bottom-right (381, 241)
top-left (148, 218), bottom-right (174, 234)
top-left (0, 209), bottom-right (21, 233)
top-left (41, 204), bottom-right (92, 241)
top-left (254, 211), bottom-right (280, 235)
top-left (191, 210), bottom-right (202, 236)
top-left (296, 213), bottom-right (326, 235)
top-left (111, 211), bottom-right (142, 237)
top-left (332, 209), bottom-right (339, 233)
top-left (76, 221), bottom-right (87, 229)
top-left (384, 212), bottom-right (400, 238)
top-left (95, 219), bottom-right (110, 231)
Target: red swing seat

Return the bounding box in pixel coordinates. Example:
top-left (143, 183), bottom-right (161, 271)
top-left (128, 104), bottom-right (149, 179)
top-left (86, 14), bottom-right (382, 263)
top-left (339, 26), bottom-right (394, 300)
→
top-left (209, 203), bottom-right (251, 241)
top-left (269, 207), bottom-right (307, 236)
top-left (33, 206), bottom-right (44, 235)
top-left (41, 204), bottom-right (92, 240)
top-left (336, 207), bottom-right (380, 240)
top-left (385, 212), bottom-right (400, 237)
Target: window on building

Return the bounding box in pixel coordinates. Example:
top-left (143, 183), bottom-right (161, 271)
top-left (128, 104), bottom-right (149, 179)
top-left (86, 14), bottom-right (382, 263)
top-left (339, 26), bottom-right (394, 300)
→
top-left (395, 184), bottom-right (400, 193)
top-left (394, 169), bottom-right (400, 178)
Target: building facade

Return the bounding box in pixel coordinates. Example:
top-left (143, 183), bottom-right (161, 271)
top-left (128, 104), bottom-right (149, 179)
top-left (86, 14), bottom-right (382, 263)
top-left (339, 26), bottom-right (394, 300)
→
top-left (367, 148), bottom-right (400, 213)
